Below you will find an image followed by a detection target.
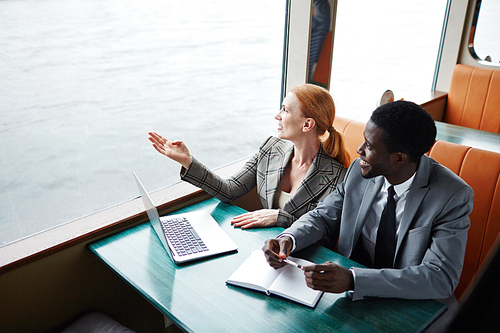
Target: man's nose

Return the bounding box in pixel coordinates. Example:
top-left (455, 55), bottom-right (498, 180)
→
top-left (356, 143), bottom-right (364, 155)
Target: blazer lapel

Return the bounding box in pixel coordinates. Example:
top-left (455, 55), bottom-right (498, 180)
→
top-left (265, 142), bottom-right (293, 209)
top-left (395, 155), bottom-right (431, 256)
top-left (284, 148), bottom-right (335, 213)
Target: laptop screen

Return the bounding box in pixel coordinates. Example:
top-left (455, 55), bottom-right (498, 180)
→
top-left (133, 172), bottom-right (172, 256)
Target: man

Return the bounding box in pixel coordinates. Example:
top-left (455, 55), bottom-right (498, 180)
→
top-left (263, 101), bottom-right (473, 303)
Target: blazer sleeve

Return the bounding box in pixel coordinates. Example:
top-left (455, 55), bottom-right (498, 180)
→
top-left (351, 184), bottom-right (473, 301)
top-left (179, 136), bottom-right (279, 203)
top-left (180, 155), bottom-right (258, 203)
top-left (275, 209), bottom-right (297, 228)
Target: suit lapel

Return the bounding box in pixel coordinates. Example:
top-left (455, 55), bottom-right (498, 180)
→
top-left (395, 155), bottom-right (431, 256)
top-left (347, 177), bottom-right (384, 256)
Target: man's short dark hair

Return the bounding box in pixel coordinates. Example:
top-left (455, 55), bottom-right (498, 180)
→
top-left (370, 101), bottom-right (436, 163)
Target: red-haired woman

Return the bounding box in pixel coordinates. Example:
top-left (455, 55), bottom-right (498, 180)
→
top-left (148, 84), bottom-right (348, 232)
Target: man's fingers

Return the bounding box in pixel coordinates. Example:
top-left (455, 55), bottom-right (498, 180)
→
top-left (278, 240), bottom-right (289, 259)
top-left (305, 277), bottom-right (331, 287)
top-left (303, 263), bottom-right (337, 281)
top-left (276, 237), bottom-right (292, 259)
top-left (302, 262), bottom-right (335, 272)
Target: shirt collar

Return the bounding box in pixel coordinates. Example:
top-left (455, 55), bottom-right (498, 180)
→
top-left (384, 172), bottom-right (416, 197)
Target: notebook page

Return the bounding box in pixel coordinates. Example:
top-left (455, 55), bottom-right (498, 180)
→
top-left (226, 251), bottom-right (283, 293)
top-left (268, 257), bottom-right (323, 307)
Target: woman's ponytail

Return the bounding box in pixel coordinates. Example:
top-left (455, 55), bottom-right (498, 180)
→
top-left (321, 127), bottom-right (350, 168)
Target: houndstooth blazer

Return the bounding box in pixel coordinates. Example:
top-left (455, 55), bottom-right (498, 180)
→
top-left (180, 136), bottom-right (347, 228)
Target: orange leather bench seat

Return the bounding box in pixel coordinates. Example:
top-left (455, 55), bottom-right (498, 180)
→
top-left (334, 116), bottom-right (500, 300)
top-left (445, 64), bottom-right (500, 134)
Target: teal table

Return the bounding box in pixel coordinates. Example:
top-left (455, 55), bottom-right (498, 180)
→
top-left (89, 198), bottom-right (445, 332)
top-left (435, 121), bottom-right (500, 153)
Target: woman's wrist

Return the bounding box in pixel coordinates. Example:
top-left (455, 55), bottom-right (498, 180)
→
top-left (181, 155), bottom-right (193, 170)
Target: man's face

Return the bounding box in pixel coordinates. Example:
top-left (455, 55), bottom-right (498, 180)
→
top-left (356, 120), bottom-right (394, 179)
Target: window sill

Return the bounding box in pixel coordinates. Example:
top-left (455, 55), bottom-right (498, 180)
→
top-left (0, 158), bottom-right (248, 274)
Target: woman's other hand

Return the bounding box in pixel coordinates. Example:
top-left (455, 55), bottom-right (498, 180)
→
top-left (231, 209), bottom-right (279, 229)
top-left (148, 132), bottom-right (193, 169)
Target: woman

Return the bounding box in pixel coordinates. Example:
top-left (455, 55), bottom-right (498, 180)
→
top-left (148, 84), bottom-right (349, 230)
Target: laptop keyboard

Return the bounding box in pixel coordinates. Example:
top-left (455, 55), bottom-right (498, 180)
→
top-left (161, 216), bottom-right (209, 256)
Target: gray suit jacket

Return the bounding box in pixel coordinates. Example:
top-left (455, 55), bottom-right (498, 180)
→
top-left (283, 155), bottom-right (473, 301)
top-left (181, 136), bottom-right (347, 228)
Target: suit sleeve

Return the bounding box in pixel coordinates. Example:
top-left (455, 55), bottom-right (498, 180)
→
top-left (278, 160), bottom-right (354, 250)
top-left (351, 185), bottom-right (473, 301)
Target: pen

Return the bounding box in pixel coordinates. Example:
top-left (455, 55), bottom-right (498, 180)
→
top-left (284, 258), bottom-right (302, 269)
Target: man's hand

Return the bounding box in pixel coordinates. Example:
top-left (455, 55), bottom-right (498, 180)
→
top-left (262, 236), bottom-right (293, 269)
top-left (302, 262), bottom-right (354, 293)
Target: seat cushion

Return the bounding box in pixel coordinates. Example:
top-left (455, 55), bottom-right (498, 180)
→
top-left (60, 311), bottom-right (136, 333)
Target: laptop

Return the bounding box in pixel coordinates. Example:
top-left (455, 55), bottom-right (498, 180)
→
top-left (133, 172), bottom-right (238, 264)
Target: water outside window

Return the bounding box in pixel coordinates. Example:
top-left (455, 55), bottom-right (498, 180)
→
top-left (0, 0), bottom-right (284, 245)
top-left (1, 0), bottom-right (452, 246)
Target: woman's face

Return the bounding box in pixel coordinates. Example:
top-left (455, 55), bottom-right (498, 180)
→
top-left (275, 92), bottom-right (306, 141)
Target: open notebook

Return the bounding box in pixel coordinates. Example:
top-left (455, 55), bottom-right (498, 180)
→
top-left (226, 250), bottom-right (323, 308)
top-left (134, 171), bottom-right (238, 264)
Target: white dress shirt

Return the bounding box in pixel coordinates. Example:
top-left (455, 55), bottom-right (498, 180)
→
top-left (282, 173), bottom-right (416, 258)
top-left (360, 173), bottom-right (416, 266)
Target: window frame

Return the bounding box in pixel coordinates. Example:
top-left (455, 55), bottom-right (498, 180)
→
top-left (466, 0), bottom-right (500, 67)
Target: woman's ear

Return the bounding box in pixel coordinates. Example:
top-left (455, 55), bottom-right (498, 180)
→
top-left (302, 118), bottom-right (316, 132)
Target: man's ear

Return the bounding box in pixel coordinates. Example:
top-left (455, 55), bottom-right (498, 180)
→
top-left (393, 152), bottom-right (410, 164)
top-left (302, 118), bottom-right (316, 132)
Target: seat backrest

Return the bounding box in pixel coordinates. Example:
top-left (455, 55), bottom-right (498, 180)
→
top-left (446, 64), bottom-right (500, 134)
top-left (428, 140), bottom-right (500, 299)
top-left (334, 116), bottom-right (365, 165)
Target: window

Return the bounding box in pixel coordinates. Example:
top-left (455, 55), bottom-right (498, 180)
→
top-left (470, 0), bottom-right (500, 64)
top-left (0, 0), bottom-right (285, 246)
top-left (330, 0), bottom-right (448, 119)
